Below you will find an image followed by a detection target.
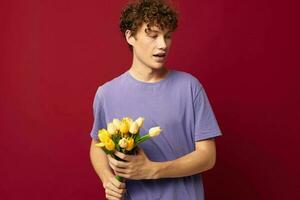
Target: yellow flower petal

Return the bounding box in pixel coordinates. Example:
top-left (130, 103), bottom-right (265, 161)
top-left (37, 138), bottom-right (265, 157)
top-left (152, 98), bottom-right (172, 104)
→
top-left (119, 121), bottom-right (129, 134)
top-left (149, 126), bottom-right (161, 137)
top-left (95, 142), bottom-right (105, 147)
top-left (107, 122), bottom-right (117, 135)
top-left (129, 121), bottom-right (139, 134)
top-left (118, 138), bottom-right (128, 148)
top-left (98, 129), bottom-right (111, 143)
top-left (105, 139), bottom-right (115, 151)
top-left (125, 138), bottom-right (134, 151)
top-left (135, 117), bottom-right (145, 128)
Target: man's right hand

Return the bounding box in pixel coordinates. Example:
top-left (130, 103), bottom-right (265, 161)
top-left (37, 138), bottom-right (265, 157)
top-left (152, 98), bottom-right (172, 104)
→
top-left (103, 176), bottom-right (126, 200)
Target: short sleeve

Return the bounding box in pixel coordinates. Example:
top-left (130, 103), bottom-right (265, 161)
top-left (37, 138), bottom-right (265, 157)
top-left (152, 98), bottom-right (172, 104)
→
top-left (193, 86), bottom-right (222, 141)
top-left (90, 86), bottom-right (107, 141)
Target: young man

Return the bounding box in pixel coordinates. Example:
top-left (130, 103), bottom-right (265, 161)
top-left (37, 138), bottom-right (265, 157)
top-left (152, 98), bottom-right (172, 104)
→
top-left (89, 0), bottom-right (222, 199)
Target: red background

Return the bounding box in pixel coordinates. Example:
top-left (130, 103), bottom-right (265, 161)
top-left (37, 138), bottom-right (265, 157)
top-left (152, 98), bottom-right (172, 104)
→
top-left (1, 0), bottom-right (299, 199)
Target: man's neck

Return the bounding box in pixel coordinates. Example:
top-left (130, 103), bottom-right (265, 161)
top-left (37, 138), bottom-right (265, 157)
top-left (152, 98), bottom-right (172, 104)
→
top-left (128, 65), bottom-right (170, 83)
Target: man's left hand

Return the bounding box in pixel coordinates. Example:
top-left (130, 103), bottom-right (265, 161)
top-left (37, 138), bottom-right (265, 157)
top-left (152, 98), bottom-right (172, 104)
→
top-left (107, 148), bottom-right (157, 180)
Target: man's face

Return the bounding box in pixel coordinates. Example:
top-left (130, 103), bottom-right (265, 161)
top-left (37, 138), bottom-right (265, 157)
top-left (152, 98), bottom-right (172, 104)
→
top-left (127, 23), bottom-right (173, 70)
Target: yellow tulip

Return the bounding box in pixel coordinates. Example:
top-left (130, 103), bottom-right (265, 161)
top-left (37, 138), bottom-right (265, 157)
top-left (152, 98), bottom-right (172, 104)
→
top-left (105, 138), bottom-right (115, 151)
top-left (107, 122), bottom-right (117, 135)
top-left (95, 142), bottom-right (105, 147)
top-left (122, 117), bottom-right (133, 127)
top-left (135, 117), bottom-right (144, 128)
top-left (98, 129), bottom-right (111, 143)
top-left (112, 118), bottom-right (121, 130)
top-left (125, 138), bottom-right (134, 151)
top-left (119, 121), bottom-right (129, 134)
top-left (129, 121), bottom-right (139, 134)
top-left (149, 126), bottom-right (161, 137)
top-left (118, 138), bottom-right (128, 148)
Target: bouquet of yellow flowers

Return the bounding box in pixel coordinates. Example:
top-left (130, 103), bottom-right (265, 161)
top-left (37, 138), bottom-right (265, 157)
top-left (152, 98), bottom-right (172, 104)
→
top-left (95, 116), bottom-right (161, 182)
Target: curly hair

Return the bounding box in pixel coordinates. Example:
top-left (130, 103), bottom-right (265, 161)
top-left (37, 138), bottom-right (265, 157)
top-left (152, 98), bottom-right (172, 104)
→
top-left (119, 0), bottom-right (178, 50)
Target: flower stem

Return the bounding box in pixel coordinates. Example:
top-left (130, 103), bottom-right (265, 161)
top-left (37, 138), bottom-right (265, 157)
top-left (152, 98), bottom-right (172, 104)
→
top-left (112, 154), bottom-right (125, 182)
top-left (136, 134), bottom-right (150, 145)
top-left (115, 175), bottom-right (123, 182)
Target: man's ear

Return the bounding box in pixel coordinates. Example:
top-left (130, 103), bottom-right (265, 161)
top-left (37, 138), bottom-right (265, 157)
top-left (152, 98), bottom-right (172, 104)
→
top-left (125, 30), bottom-right (135, 46)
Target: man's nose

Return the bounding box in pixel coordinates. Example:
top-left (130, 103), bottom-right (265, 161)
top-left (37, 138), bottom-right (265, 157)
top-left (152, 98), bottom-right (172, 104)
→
top-left (157, 36), bottom-right (167, 49)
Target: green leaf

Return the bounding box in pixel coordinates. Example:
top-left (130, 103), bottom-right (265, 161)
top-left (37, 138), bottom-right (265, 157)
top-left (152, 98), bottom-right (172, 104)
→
top-left (116, 144), bottom-right (121, 151)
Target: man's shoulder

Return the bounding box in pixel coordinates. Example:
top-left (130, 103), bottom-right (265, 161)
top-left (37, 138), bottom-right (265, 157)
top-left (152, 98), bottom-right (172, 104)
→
top-left (173, 69), bottom-right (203, 89)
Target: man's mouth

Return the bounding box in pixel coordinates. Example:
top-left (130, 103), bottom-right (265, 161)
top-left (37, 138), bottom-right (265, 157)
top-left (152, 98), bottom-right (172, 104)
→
top-left (153, 53), bottom-right (166, 58)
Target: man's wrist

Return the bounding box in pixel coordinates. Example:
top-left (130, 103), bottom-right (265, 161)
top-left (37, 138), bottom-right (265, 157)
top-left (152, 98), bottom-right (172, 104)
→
top-left (149, 161), bottom-right (170, 179)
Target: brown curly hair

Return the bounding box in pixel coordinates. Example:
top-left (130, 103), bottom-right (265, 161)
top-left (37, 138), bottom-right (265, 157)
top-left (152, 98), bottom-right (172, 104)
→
top-left (119, 0), bottom-right (178, 50)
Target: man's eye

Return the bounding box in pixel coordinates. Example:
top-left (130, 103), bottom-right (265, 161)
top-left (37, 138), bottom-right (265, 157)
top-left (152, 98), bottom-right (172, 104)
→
top-left (149, 34), bottom-right (158, 38)
top-left (165, 35), bottom-right (172, 39)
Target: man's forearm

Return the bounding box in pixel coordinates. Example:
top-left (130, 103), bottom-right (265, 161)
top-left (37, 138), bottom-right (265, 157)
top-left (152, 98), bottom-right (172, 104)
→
top-left (152, 147), bottom-right (216, 179)
top-left (90, 139), bottom-right (114, 184)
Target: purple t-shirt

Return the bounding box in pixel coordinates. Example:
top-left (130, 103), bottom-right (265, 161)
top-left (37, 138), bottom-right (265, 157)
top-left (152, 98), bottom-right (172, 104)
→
top-left (90, 69), bottom-right (222, 200)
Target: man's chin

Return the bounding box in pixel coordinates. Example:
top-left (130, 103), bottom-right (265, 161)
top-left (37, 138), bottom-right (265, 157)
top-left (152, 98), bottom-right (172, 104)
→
top-left (150, 62), bottom-right (166, 69)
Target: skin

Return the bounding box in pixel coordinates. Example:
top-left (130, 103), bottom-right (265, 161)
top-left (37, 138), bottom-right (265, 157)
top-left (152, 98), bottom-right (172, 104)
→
top-left (90, 22), bottom-right (217, 200)
top-left (90, 140), bottom-right (126, 200)
top-left (126, 22), bottom-right (173, 83)
top-left (107, 139), bottom-right (216, 180)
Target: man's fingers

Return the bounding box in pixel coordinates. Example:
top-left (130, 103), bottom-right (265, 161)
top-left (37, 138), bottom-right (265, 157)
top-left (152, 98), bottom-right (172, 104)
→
top-left (104, 177), bottom-right (126, 200)
top-left (114, 151), bottom-right (132, 161)
top-left (115, 171), bottom-right (130, 179)
top-left (108, 155), bottom-right (129, 168)
top-left (108, 160), bottom-right (116, 169)
top-left (105, 194), bottom-right (120, 200)
top-left (106, 181), bottom-right (125, 194)
top-left (108, 161), bottom-right (129, 176)
top-left (109, 164), bottom-right (127, 179)
top-left (111, 177), bottom-right (126, 189)
top-left (114, 165), bottom-right (130, 174)
top-left (106, 188), bottom-right (123, 199)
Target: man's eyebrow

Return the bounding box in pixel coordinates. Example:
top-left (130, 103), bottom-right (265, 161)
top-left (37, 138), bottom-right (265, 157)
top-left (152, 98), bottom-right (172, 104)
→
top-left (146, 29), bottom-right (172, 34)
top-left (146, 29), bottom-right (159, 33)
